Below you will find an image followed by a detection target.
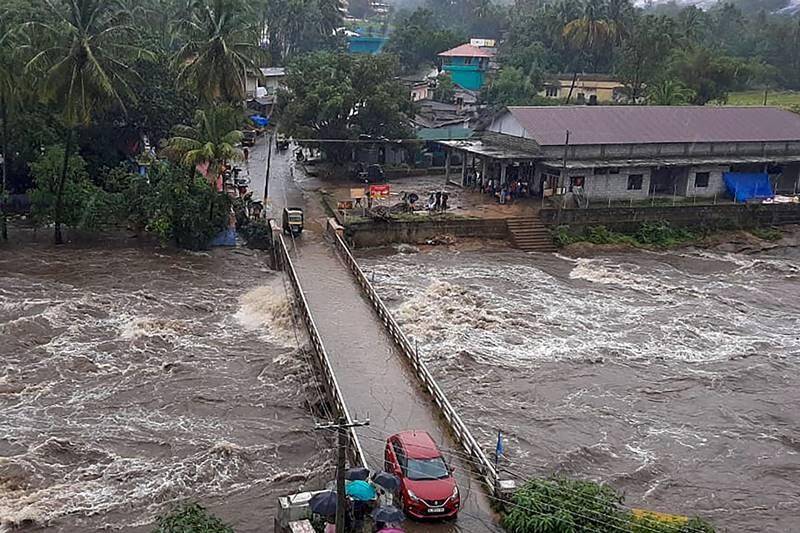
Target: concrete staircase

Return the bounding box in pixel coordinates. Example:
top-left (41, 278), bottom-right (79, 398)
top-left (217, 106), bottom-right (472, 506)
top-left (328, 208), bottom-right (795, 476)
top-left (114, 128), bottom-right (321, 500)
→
top-left (507, 216), bottom-right (557, 253)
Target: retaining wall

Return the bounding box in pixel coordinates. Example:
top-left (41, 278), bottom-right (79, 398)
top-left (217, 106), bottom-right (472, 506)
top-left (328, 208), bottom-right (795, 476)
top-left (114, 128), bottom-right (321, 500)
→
top-left (540, 203), bottom-right (800, 233)
top-left (345, 218), bottom-right (509, 248)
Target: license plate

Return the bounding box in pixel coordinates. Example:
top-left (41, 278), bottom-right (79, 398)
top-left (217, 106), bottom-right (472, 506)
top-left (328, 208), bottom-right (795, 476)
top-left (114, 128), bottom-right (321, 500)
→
top-left (428, 507), bottom-right (445, 513)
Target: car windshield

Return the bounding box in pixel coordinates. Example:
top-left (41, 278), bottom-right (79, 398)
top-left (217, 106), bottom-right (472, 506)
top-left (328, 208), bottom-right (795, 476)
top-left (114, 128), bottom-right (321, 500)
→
top-left (288, 214), bottom-right (302, 222)
top-left (406, 457), bottom-right (449, 481)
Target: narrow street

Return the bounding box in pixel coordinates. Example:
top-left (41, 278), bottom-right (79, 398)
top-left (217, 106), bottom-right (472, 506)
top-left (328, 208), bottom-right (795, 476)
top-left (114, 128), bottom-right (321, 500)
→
top-left (250, 135), bottom-right (500, 532)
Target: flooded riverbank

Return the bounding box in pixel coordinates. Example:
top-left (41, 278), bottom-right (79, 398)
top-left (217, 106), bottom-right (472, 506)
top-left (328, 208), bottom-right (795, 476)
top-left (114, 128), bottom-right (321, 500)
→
top-left (358, 239), bottom-right (800, 532)
top-left (0, 239), bottom-right (330, 532)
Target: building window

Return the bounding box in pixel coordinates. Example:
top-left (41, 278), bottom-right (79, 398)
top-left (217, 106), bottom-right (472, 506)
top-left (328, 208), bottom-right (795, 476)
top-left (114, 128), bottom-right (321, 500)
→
top-left (609, 167), bottom-right (620, 174)
top-left (545, 87), bottom-right (558, 97)
top-left (694, 172), bottom-right (710, 188)
top-left (594, 167), bottom-right (609, 175)
top-left (464, 57), bottom-right (472, 65)
top-left (627, 174), bottom-right (643, 190)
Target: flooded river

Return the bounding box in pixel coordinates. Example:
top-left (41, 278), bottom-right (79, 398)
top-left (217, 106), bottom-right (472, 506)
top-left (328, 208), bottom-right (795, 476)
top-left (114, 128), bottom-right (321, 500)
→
top-left (0, 238), bottom-right (331, 532)
top-left (358, 241), bottom-right (800, 532)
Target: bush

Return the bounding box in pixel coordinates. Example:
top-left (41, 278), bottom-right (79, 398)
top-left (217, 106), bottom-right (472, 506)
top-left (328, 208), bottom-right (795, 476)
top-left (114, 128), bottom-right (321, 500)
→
top-left (749, 226), bottom-right (782, 241)
top-left (634, 221), bottom-right (694, 247)
top-left (28, 145), bottom-right (118, 231)
top-left (502, 477), bottom-right (716, 533)
top-left (153, 502), bottom-right (233, 533)
top-left (239, 218), bottom-right (274, 250)
top-left (503, 477), bottom-right (626, 533)
top-left (123, 161), bottom-right (231, 250)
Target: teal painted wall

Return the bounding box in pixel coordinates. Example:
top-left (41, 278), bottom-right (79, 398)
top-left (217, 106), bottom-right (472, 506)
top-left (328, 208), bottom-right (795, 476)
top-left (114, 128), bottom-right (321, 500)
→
top-left (347, 36), bottom-right (387, 54)
top-left (442, 64), bottom-right (485, 91)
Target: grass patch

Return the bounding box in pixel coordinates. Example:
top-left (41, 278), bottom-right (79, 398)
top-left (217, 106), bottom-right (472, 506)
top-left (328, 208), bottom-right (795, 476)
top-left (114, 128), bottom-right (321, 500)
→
top-left (749, 226), bottom-right (783, 241)
top-left (553, 221), bottom-right (699, 248)
top-left (727, 90), bottom-right (800, 109)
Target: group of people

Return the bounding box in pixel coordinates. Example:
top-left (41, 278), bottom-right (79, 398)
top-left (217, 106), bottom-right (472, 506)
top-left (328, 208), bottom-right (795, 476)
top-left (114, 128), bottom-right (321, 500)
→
top-left (478, 178), bottom-right (531, 205)
top-left (426, 191), bottom-right (449, 212)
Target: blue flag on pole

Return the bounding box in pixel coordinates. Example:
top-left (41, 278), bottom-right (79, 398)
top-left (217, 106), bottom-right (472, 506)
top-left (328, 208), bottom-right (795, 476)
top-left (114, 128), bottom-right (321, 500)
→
top-left (495, 430), bottom-right (504, 459)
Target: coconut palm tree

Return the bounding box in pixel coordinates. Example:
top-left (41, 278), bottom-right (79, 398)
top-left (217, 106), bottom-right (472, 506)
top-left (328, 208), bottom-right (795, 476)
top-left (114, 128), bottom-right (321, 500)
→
top-left (25, 0), bottom-right (141, 244)
top-left (562, 0), bottom-right (620, 103)
top-left (162, 106), bottom-right (243, 181)
top-left (174, 0), bottom-right (262, 104)
top-left (646, 79), bottom-right (695, 106)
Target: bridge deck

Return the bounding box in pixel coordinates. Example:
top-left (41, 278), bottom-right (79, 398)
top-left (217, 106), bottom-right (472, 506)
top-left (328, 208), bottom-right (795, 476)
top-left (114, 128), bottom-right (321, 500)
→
top-left (261, 140), bottom-right (499, 532)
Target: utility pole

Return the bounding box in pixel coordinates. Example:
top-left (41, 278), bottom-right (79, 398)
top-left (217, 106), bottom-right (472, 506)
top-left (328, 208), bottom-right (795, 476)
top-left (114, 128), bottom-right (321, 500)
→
top-left (315, 416), bottom-right (370, 533)
top-left (264, 131), bottom-right (273, 202)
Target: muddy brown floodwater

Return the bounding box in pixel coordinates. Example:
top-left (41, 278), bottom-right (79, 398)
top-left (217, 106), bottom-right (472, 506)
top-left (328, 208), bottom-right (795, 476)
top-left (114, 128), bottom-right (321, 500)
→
top-left (0, 237), bottom-right (332, 532)
top-left (358, 240), bottom-right (800, 533)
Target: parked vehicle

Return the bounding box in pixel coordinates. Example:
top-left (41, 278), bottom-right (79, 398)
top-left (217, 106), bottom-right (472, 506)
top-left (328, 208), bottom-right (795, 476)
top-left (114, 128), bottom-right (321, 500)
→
top-left (354, 163), bottom-right (386, 183)
top-left (276, 133), bottom-right (290, 151)
top-left (282, 207), bottom-right (304, 237)
top-left (384, 430), bottom-right (459, 520)
top-left (242, 130), bottom-right (257, 147)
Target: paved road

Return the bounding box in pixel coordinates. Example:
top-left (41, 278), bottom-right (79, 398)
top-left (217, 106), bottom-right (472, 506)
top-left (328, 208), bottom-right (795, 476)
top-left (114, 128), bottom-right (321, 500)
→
top-left (251, 136), bottom-right (500, 532)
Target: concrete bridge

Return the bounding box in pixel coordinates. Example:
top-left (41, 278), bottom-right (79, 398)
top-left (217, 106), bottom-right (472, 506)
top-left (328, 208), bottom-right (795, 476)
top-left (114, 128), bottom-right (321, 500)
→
top-left (260, 140), bottom-right (509, 532)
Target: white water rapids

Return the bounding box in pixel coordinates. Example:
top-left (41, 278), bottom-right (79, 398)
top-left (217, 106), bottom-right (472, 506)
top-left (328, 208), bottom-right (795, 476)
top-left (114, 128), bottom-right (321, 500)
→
top-left (0, 242), bottom-right (330, 532)
top-left (358, 240), bottom-right (800, 532)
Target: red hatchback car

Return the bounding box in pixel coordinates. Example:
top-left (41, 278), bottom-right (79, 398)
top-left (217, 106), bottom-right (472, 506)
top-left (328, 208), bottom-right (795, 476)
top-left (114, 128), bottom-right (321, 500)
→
top-left (384, 430), bottom-right (460, 520)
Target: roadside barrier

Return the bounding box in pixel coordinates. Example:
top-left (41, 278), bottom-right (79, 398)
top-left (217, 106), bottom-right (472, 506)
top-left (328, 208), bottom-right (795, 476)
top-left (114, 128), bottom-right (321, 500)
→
top-left (326, 219), bottom-right (514, 498)
top-left (271, 222), bottom-right (367, 468)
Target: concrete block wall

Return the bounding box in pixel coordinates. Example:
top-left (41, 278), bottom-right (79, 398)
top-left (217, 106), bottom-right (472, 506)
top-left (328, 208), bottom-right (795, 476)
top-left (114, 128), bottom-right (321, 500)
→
top-left (684, 165), bottom-right (727, 198)
top-left (576, 168), bottom-right (652, 201)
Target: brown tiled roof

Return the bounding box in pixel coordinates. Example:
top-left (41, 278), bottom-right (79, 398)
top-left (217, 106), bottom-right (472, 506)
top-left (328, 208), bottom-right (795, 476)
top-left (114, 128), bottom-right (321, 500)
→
top-left (504, 106), bottom-right (800, 146)
top-left (438, 43), bottom-right (495, 58)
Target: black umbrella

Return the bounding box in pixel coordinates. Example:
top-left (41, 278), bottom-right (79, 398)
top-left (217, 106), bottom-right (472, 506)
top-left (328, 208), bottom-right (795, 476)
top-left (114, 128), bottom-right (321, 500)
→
top-left (345, 466), bottom-right (370, 481)
top-left (372, 505), bottom-right (405, 523)
top-left (371, 471), bottom-right (400, 491)
top-left (309, 490), bottom-right (338, 516)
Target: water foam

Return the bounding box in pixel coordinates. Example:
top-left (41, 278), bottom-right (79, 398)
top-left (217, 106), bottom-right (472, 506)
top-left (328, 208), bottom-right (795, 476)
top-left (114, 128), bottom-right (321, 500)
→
top-left (234, 279), bottom-right (299, 348)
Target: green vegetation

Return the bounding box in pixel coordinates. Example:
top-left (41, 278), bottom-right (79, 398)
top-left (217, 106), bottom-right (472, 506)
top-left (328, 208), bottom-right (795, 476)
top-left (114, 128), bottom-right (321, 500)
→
top-left (749, 226), bottom-right (783, 241)
top-left (277, 52), bottom-right (413, 164)
top-left (553, 221), bottom-right (698, 249)
top-left (727, 90), bottom-right (800, 108)
top-left (503, 477), bottom-right (715, 533)
top-left (153, 502), bottom-right (234, 533)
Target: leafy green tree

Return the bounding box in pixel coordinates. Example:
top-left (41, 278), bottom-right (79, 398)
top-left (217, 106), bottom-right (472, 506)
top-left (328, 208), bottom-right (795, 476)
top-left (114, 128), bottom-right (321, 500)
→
top-left (384, 8), bottom-right (466, 73)
top-left (28, 145), bottom-right (114, 232)
top-left (26, 0), bottom-right (141, 244)
top-left (433, 74), bottom-right (456, 103)
top-left (668, 47), bottom-right (740, 105)
top-left (153, 502), bottom-right (234, 533)
top-left (174, 0), bottom-right (261, 104)
top-left (125, 161), bottom-right (231, 250)
top-left (483, 67), bottom-right (547, 107)
top-left (646, 79), bottom-right (695, 105)
top-left (616, 15), bottom-right (677, 102)
top-left (562, 0), bottom-right (623, 101)
top-left (162, 106), bottom-right (244, 180)
top-left (260, 0), bottom-right (343, 65)
top-left (278, 52), bottom-right (413, 163)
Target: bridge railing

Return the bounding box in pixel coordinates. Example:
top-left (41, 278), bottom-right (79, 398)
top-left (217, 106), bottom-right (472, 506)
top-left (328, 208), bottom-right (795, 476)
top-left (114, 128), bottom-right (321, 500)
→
top-left (272, 225), bottom-right (367, 469)
top-left (327, 220), bottom-right (506, 496)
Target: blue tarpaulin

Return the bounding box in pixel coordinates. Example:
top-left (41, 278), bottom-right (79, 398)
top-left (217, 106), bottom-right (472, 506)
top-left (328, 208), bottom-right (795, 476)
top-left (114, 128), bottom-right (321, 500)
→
top-left (209, 228), bottom-right (237, 247)
top-left (723, 172), bottom-right (773, 203)
top-left (250, 115), bottom-right (269, 127)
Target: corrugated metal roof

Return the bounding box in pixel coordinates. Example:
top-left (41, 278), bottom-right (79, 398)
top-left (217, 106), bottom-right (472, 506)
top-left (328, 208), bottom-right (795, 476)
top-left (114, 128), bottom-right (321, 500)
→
top-left (504, 106), bottom-right (800, 146)
top-left (438, 43), bottom-right (495, 58)
top-left (260, 67), bottom-right (286, 77)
